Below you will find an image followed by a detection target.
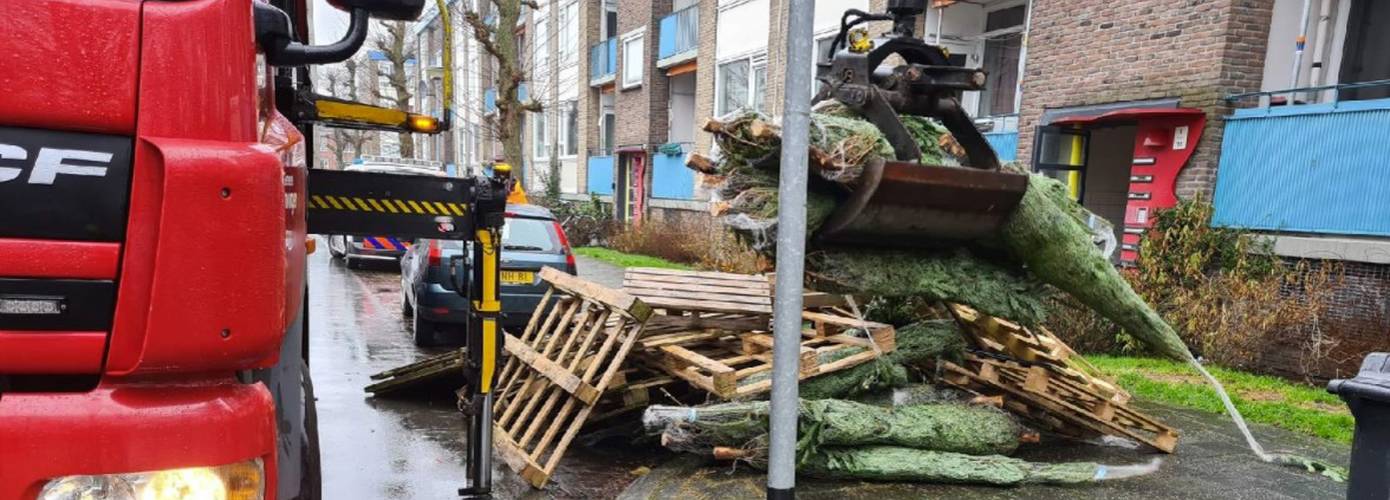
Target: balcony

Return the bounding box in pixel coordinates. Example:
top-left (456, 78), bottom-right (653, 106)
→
top-left (657, 5), bottom-right (698, 68)
top-left (1213, 81), bottom-right (1390, 237)
top-left (589, 38), bottom-right (617, 86)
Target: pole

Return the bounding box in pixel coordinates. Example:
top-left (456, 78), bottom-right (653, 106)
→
top-left (1289, 0), bottom-right (1313, 99)
top-left (768, 0), bottom-right (814, 498)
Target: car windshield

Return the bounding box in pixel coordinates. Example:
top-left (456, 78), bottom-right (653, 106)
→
top-left (502, 217), bottom-right (559, 253)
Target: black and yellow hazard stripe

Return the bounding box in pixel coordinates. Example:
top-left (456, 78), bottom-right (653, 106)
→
top-left (308, 195), bottom-right (467, 216)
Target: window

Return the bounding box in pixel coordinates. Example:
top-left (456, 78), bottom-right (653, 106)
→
top-left (559, 2), bottom-right (580, 63)
top-left (621, 30), bottom-right (645, 89)
top-left (600, 112), bottom-right (615, 155)
top-left (717, 59), bottom-right (748, 115)
top-left (752, 65), bottom-right (767, 112)
top-left (717, 55), bottom-right (766, 115)
top-left (978, 5), bottom-right (1026, 116)
top-left (533, 111), bottom-right (549, 159)
top-left (563, 102), bottom-right (578, 157)
top-left (534, 18), bottom-right (549, 71)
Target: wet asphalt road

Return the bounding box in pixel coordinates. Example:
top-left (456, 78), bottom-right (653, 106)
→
top-left (308, 243), bottom-right (663, 499)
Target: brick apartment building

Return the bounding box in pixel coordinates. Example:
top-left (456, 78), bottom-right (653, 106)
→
top-left (367, 0), bottom-right (1389, 377)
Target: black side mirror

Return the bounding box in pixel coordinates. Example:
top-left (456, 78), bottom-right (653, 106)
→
top-left (328, 0), bottom-right (428, 21)
top-left (255, 0), bottom-right (425, 67)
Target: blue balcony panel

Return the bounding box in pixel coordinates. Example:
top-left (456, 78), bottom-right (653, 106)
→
top-left (587, 155), bottom-right (614, 195)
top-left (657, 6), bottom-right (698, 67)
top-left (983, 131), bottom-right (1019, 162)
top-left (1213, 97), bottom-right (1390, 237)
top-left (651, 146), bottom-right (695, 200)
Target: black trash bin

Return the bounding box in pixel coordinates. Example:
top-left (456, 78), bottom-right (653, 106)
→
top-left (1328, 352), bottom-right (1390, 500)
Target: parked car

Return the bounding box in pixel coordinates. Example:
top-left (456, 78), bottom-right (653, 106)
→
top-left (326, 161), bottom-right (446, 268)
top-left (400, 204), bottom-right (577, 346)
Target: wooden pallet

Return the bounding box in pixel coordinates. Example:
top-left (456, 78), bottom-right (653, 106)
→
top-left (948, 303), bottom-right (1128, 404)
top-left (489, 267), bottom-right (653, 488)
top-left (623, 267), bottom-right (772, 335)
top-left (638, 317), bottom-right (895, 399)
top-left (941, 354), bottom-right (1179, 453)
top-left (365, 349), bottom-right (465, 396)
top-left (587, 367), bottom-right (678, 424)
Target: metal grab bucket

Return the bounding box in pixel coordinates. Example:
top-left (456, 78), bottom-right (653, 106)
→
top-left (814, 158), bottom-right (1029, 246)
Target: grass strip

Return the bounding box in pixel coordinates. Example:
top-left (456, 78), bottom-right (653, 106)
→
top-left (1091, 355), bottom-right (1353, 444)
top-left (574, 247), bottom-right (694, 270)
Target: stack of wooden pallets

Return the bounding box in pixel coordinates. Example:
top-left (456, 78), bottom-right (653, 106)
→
top-left (940, 303), bottom-right (1179, 453)
top-left (623, 267), bottom-right (896, 400)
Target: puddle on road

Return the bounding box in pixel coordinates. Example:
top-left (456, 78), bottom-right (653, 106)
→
top-left (309, 250), bottom-right (668, 499)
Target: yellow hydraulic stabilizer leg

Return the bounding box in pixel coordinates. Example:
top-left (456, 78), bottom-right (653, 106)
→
top-left (474, 227), bottom-right (500, 394)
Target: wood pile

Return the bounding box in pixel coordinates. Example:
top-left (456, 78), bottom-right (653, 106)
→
top-left (941, 303), bottom-right (1179, 453)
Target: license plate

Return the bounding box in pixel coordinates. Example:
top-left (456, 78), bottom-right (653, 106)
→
top-left (500, 270), bottom-right (535, 285)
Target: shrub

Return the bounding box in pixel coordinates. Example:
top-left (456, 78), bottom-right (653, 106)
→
top-left (531, 194), bottom-right (616, 247)
top-left (1047, 201), bottom-right (1339, 375)
top-left (609, 215), bottom-right (770, 274)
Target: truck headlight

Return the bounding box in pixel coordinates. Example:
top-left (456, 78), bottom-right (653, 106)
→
top-left (38, 459), bottom-right (263, 500)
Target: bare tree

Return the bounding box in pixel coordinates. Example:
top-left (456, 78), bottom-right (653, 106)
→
top-left (464, 0), bottom-right (542, 171)
top-left (373, 20), bottom-right (416, 158)
top-left (319, 64), bottom-right (371, 168)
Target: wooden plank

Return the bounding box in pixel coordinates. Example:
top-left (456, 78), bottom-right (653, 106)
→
top-left (625, 267), bottom-right (770, 284)
top-left (643, 314), bottom-right (768, 333)
top-left (503, 334), bottom-right (602, 404)
top-left (637, 295), bottom-right (772, 315)
top-left (623, 276), bottom-right (770, 295)
top-left (541, 267), bottom-right (652, 321)
top-left (624, 285), bottom-right (772, 306)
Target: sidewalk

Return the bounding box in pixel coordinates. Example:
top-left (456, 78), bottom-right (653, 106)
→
top-left (575, 254), bottom-right (626, 289)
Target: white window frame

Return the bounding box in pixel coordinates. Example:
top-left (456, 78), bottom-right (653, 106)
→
top-left (620, 28), bottom-right (646, 90)
top-left (715, 52), bottom-right (767, 115)
top-left (533, 110), bottom-right (550, 160)
top-left (558, 101), bottom-right (578, 159)
top-left (534, 16), bottom-right (550, 73)
top-left (558, 1), bottom-right (580, 64)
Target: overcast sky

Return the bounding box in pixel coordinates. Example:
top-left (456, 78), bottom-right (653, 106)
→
top-left (311, 0), bottom-right (351, 44)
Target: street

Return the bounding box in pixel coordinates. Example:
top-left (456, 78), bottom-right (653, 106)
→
top-left (307, 242), bottom-right (660, 499)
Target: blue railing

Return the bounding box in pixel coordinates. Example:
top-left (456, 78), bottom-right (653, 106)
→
top-left (589, 38), bottom-right (617, 84)
top-left (658, 6), bottom-right (699, 65)
top-left (983, 132), bottom-right (1019, 162)
top-left (586, 155), bottom-right (614, 195)
top-left (1213, 81), bottom-right (1390, 237)
top-left (651, 144), bottom-right (695, 199)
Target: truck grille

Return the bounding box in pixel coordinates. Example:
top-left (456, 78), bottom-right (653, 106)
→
top-left (0, 126), bottom-right (132, 377)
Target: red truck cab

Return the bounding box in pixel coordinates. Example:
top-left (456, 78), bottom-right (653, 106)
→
top-left (0, 1), bottom-right (312, 498)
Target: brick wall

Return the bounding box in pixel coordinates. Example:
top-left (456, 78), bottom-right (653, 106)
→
top-left (1017, 0), bottom-right (1274, 198)
top-left (614, 0), bottom-right (673, 148)
top-left (691, 0), bottom-right (718, 156)
top-left (577, 0), bottom-right (601, 192)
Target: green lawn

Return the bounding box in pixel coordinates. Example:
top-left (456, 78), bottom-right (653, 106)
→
top-left (574, 247), bottom-right (693, 270)
top-left (1090, 355), bottom-right (1353, 444)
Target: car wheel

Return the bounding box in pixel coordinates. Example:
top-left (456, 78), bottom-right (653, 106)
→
top-left (344, 256), bottom-right (359, 270)
top-left (401, 289), bottom-right (414, 317)
top-left (413, 312), bottom-right (436, 347)
top-left (328, 236), bottom-right (346, 259)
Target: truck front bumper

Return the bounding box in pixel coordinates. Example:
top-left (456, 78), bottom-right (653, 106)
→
top-left (0, 379), bottom-right (278, 499)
